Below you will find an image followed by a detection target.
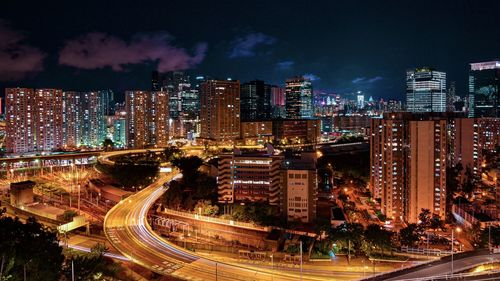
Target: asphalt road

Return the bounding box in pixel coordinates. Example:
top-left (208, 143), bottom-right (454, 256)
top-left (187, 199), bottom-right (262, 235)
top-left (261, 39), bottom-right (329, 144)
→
top-left (384, 253), bottom-right (500, 280)
top-left (103, 171), bottom-right (339, 281)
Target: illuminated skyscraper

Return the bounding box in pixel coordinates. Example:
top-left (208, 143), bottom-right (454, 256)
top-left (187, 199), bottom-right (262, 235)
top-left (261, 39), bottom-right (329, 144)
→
top-left (6, 88), bottom-right (63, 153)
top-left (63, 91), bottom-right (108, 148)
top-left (285, 76), bottom-right (313, 119)
top-left (468, 61), bottom-right (500, 118)
top-left (240, 80), bottom-right (272, 120)
top-left (357, 92), bottom-right (365, 109)
top-left (200, 80), bottom-right (240, 142)
top-left (406, 68), bottom-right (446, 112)
top-left (271, 85), bottom-right (286, 118)
top-left (126, 90), bottom-right (169, 148)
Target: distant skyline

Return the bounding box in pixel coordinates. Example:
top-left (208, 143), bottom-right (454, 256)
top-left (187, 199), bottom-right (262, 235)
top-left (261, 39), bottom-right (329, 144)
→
top-left (1, 0), bottom-right (499, 100)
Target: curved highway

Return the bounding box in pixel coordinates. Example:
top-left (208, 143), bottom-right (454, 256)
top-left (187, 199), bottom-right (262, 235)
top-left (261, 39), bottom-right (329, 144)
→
top-left (102, 150), bottom-right (331, 281)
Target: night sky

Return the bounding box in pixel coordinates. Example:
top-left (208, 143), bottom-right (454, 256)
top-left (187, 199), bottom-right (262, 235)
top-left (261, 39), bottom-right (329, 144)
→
top-left (1, 0), bottom-right (499, 101)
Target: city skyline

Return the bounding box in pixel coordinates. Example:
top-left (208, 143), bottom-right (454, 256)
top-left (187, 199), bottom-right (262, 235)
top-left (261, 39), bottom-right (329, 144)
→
top-left (1, 1), bottom-right (500, 101)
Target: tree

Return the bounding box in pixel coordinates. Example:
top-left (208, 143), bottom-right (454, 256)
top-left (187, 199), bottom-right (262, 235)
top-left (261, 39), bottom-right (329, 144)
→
top-left (329, 222), bottom-right (364, 256)
top-left (429, 214), bottom-right (446, 232)
top-left (163, 146), bottom-right (184, 162)
top-left (0, 213), bottom-right (64, 281)
top-left (362, 224), bottom-right (394, 256)
top-left (111, 160), bottom-right (159, 188)
top-left (417, 209), bottom-right (432, 231)
top-left (479, 225), bottom-right (500, 248)
top-left (194, 200), bottom-right (219, 216)
top-left (171, 156), bottom-right (203, 183)
top-left (102, 138), bottom-right (114, 151)
top-left (162, 180), bottom-right (183, 209)
top-left (63, 244), bottom-right (108, 281)
top-left (399, 223), bottom-right (420, 247)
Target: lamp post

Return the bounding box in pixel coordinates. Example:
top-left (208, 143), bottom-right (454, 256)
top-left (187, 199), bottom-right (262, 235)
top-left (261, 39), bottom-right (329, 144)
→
top-left (451, 226), bottom-right (461, 277)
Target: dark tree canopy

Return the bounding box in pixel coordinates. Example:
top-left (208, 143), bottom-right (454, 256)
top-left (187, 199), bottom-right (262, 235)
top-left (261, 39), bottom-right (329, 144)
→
top-left (0, 210), bottom-right (64, 281)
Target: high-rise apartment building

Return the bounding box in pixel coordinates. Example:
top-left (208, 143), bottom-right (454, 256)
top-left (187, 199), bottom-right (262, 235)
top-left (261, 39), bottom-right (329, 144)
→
top-left (152, 71), bottom-right (190, 119)
top-left (450, 117), bottom-right (500, 177)
top-left (125, 90), bottom-right (169, 148)
top-left (63, 91), bottom-right (108, 148)
top-left (240, 80), bottom-right (272, 120)
top-left (285, 76), bottom-right (313, 119)
top-left (370, 113), bottom-right (447, 223)
top-left (200, 80), bottom-right (240, 142)
top-left (407, 120), bottom-right (447, 222)
top-left (218, 151), bottom-right (283, 205)
top-left (468, 61), bottom-right (500, 118)
top-left (5, 88), bottom-right (63, 153)
top-left (406, 68), bottom-right (447, 113)
top-left (112, 117), bottom-right (127, 148)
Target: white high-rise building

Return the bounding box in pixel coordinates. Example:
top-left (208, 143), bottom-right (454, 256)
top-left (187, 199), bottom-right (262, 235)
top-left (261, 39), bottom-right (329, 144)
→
top-left (406, 68), bottom-right (446, 112)
top-left (357, 92), bottom-right (365, 109)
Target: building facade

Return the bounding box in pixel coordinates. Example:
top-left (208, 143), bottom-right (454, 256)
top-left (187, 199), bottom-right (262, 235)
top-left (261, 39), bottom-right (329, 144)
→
top-left (218, 152), bottom-right (283, 205)
top-left (62, 91), bottom-right (108, 148)
top-left (406, 68), bottom-right (447, 113)
top-left (281, 151), bottom-right (318, 223)
top-left (125, 90), bottom-right (169, 148)
top-left (468, 61), bottom-right (500, 118)
top-left (370, 113), bottom-right (447, 223)
top-left (200, 80), bottom-right (240, 142)
top-left (240, 80), bottom-right (272, 120)
top-left (6, 88), bottom-right (64, 153)
top-left (285, 77), bottom-right (313, 119)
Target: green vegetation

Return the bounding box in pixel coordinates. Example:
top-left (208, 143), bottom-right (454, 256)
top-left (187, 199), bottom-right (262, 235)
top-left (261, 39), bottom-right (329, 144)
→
top-left (100, 155), bottom-right (160, 189)
top-left (63, 244), bottom-right (123, 281)
top-left (229, 203), bottom-right (277, 226)
top-left (399, 223), bottom-right (419, 247)
top-left (102, 138), bottom-right (114, 151)
top-left (479, 225), bottom-right (500, 248)
top-left (162, 156), bottom-right (218, 211)
top-left (0, 208), bottom-right (64, 281)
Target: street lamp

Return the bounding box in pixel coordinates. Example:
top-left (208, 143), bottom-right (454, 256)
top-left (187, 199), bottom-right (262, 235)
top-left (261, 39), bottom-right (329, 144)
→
top-left (451, 226), bottom-right (461, 277)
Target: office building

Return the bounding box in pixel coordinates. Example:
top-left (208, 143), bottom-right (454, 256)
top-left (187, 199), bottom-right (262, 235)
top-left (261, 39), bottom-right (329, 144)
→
top-left (6, 88), bottom-right (63, 153)
top-left (271, 86), bottom-right (286, 118)
top-left (272, 119), bottom-right (321, 145)
top-left (468, 61), bottom-right (500, 118)
top-left (240, 80), bottom-right (272, 120)
top-left (217, 151), bottom-right (283, 205)
top-left (357, 92), bottom-right (365, 109)
top-left (281, 151), bottom-right (318, 223)
top-left (285, 76), bottom-right (313, 119)
top-left (200, 80), bottom-right (240, 142)
top-left (447, 81), bottom-right (456, 112)
top-left (406, 68), bottom-right (446, 113)
top-left (125, 90), bottom-right (169, 148)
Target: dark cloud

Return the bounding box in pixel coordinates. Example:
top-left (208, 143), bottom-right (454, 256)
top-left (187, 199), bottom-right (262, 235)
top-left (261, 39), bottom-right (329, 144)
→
top-left (303, 73), bottom-right (320, 81)
top-left (228, 32), bottom-right (276, 58)
top-left (59, 32), bottom-right (207, 72)
top-left (275, 60), bottom-right (295, 70)
top-left (351, 76), bottom-right (383, 84)
top-left (0, 21), bottom-right (46, 81)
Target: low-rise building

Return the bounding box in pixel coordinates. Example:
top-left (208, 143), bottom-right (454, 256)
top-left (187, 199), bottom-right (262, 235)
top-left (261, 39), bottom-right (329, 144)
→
top-left (217, 150), bottom-right (283, 205)
top-left (281, 151), bottom-right (318, 223)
